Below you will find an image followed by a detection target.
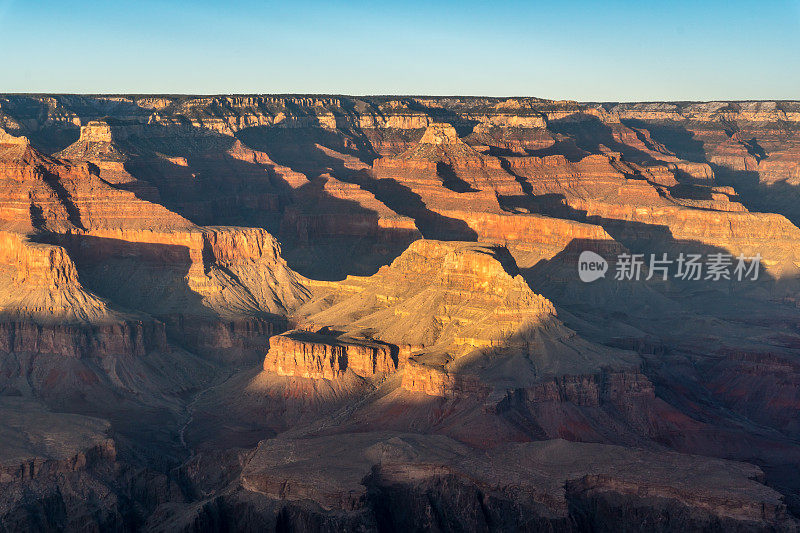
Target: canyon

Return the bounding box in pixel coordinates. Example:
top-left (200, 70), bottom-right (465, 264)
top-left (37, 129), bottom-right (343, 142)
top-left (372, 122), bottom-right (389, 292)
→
top-left (1, 94), bottom-right (800, 530)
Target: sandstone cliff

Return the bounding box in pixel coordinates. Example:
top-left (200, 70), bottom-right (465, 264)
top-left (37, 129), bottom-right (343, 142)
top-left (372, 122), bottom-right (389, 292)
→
top-left (2, 94), bottom-right (800, 529)
top-left (264, 329), bottom-right (396, 380)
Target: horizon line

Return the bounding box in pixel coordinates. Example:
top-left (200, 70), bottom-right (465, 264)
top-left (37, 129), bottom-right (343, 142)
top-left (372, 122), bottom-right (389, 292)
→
top-left (1, 93), bottom-right (798, 105)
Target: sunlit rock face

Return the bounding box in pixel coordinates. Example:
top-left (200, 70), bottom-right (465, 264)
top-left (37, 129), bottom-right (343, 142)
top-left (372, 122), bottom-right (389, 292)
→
top-left (0, 94), bottom-right (800, 530)
top-left (264, 329), bottom-right (396, 380)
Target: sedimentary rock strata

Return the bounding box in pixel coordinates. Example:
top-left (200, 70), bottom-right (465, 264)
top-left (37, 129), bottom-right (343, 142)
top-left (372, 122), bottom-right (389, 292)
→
top-left (238, 432), bottom-right (795, 530)
top-left (1, 94), bottom-right (800, 529)
top-left (297, 240), bottom-right (556, 354)
top-left (0, 398), bottom-right (180, 530)
top-left (264, 329), bottom-right (396, 379)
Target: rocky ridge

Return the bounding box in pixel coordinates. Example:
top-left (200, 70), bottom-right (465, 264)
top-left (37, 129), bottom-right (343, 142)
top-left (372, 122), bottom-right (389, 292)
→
top-left (1, 94), bottom-right (800, 529)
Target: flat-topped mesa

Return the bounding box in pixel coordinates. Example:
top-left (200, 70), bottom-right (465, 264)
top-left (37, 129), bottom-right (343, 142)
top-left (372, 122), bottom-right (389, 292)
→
top-left (49, 225), bottom-right (310, 324)
top-left (57, 120), bottom-right (127, 159)
top-left (391, 240), bottom-right (542, 302)
top-left (79, 120), bottom-right (122, 143)
top-left (56, 121), bottom-right (139, 188)
top-left (0, 142), bottom-right (311, 357)
top-left (202, 225), bottom-right (286, 264)
top-left (264, 329), bottom-right (397, 380)
top-left (469, 119), bottom-right (554, 154)
top-left (419, 123), bottom-right (460, 145)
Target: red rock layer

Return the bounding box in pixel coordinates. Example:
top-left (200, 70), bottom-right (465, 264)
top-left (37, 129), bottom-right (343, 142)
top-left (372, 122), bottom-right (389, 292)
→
top-left (301, 239), bottom-right (556, 354)
top-left (264, 329), bottom-right (396, 380)
top-left (372, 122), bottom-right (523, 212)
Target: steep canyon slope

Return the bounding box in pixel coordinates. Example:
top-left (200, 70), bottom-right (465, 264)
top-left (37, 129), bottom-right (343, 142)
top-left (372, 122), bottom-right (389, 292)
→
top-left (0, 94), bottom-right (799, 530)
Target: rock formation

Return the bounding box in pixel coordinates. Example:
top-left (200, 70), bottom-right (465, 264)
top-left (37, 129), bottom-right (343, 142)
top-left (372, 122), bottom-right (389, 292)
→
top-left (1, 94), bottom-right (800, 530)
top-left (297, 240), bottom-right (557, 355)
top-left (236, 433), bottom-right (796, 531)
top-left (264, 329), bottom-right (396, 379)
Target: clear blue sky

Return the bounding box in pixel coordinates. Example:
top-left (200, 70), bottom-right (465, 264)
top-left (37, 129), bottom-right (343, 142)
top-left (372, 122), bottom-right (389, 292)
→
top-left (1, 0), bottom-right (798, 101)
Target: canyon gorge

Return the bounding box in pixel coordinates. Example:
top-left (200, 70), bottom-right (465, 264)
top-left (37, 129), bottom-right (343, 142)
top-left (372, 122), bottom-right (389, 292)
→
top-left (0, 94), bottom-right (799, 531)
